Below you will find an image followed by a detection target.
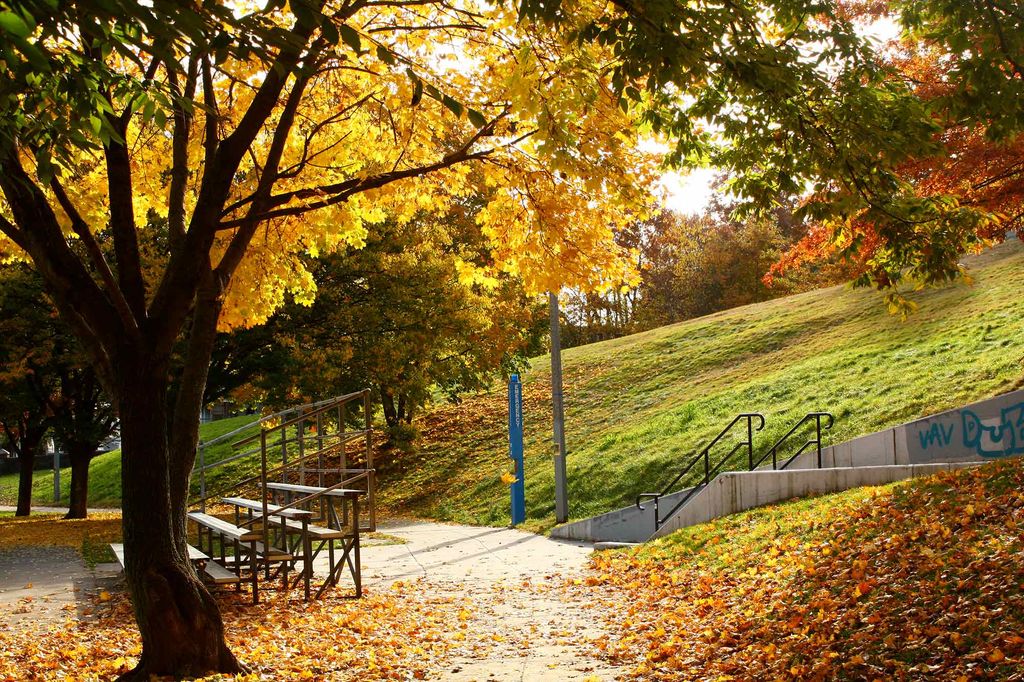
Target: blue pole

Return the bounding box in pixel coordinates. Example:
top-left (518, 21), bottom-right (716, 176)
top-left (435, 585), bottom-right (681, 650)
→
top-left (508, 374), bottom-right (526, 525)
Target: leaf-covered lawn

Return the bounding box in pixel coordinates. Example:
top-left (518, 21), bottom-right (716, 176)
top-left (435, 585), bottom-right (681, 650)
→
top-left (581, 459), bottom-right (1024, 680)
top-left (0, 585), bottom-right (470, 681)
top-left (0, 514), bottom-right (468, 679)
top-left (0, 511), bottom-right (123, 566)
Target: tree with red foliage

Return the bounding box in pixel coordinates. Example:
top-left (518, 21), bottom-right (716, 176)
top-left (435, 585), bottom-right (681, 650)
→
top-left (768, 0), bottom-right (1023, 305)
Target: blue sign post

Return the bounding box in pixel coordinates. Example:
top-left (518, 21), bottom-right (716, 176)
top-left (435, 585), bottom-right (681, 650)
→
top-left (508, 374), bottom-right (526, 526)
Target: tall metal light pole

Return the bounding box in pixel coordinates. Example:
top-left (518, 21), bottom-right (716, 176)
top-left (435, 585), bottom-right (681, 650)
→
top-left (549, 292), bottom-right (569, 523)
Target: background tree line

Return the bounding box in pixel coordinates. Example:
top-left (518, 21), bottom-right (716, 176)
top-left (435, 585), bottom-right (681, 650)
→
top-left (560, 198), bottom-right (855, 348)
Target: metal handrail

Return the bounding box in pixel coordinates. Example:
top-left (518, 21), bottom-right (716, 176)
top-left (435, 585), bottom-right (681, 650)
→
top-left (232, 391), bottom-right (367, 448)
top-left (752, 412), bottom-right (834, 471)
top-left (194, 391), bottom-right (370, 509)
top-left (197, 394), bottom-right (356, 450)
top-left (635, 413), bottom-right (765, 529)
top-left (195, 440), bottom-right (347, 508)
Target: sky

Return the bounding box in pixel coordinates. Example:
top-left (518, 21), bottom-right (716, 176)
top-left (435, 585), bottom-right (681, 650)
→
top-left (660, 167), bottom-right (719, 216)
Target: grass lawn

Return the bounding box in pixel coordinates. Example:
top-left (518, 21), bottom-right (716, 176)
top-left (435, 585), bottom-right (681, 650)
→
top-left (0, 414), bottom-right (261, 509)
top-left (6, 242), bottom-right (1024, 529)
top-left (581, 457), bottom-right (1024, 679)
top-left (378, 240), bottom-right (1024, 529)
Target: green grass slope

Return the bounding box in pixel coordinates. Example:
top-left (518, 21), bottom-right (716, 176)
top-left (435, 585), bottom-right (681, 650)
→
top-left (380, 240), bottom-right (1024, 529)
top-left (0, 414), bottom-right (259, 508)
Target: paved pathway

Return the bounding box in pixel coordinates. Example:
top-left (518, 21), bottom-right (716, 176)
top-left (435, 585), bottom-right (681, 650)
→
top-left (0, 518), bottom-right (622, 680)
top-left (333, 520), bottom-right (623, 681)
top-left (0, 545), bottom-right (98, 627)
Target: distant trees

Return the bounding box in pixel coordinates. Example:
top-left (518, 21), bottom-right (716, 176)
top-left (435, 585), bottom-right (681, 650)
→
top-left (561, 203), bottom-right (853, 347)
top-left (0, 266), bottom-right (117, 518)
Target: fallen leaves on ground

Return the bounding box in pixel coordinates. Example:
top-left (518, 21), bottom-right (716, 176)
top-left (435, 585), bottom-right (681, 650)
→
top-left (0, 512), bottom-right (122, 550)
top-left (0, 582), bottom-right (472, 681)
top-left (581, 459), bottom-right (1024, 680)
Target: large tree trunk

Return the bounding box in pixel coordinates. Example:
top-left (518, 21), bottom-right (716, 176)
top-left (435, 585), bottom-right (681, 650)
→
top-left (15, 447), bottom-right (34, 517)
top-left (64, 444), bottom-right (93, 520)
top-left (116, 370), bottom-right (241, 681)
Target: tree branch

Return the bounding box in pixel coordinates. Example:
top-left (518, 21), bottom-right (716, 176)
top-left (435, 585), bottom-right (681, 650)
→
top-left (0, 152), bottom-right (120, 388)
top-left (147, 6), bottom-right (332, 355)
top-left (167, 56), bottom-right (200, 254)
top-left (220, 120), bottom-right (525, 228)
top-left (50, 177), bottom-right (140, 336)
top-left (103, 120), bottom-right (147, 319)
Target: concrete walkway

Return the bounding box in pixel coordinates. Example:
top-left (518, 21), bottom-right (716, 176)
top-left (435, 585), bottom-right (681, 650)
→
top-left (0, 545), bottom-right (98, 627)
top-left (357, 520), bottom-right (593, 585)
top-left (334, 520), bottom-right (623, 681)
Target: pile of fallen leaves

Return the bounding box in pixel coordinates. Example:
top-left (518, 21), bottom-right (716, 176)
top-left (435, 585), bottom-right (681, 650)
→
top-left (582, 460), bottom-right (1024, 680)
top-left (0, 581), bottom-right (471, 680)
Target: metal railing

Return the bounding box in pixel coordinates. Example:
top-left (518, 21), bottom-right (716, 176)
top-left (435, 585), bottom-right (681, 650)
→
top-left (752, 412), bottom-right (834, 471)
top-left (635, 413), bottom-right (765, 530)
top-left (194, 394), bottom-right (360, 502)
top-left (635, 411), bottom-right (835, 531)
top-left (192, 391), bottom-right (376, 532)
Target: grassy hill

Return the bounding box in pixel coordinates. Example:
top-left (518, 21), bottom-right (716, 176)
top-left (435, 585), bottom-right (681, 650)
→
top-left (378, 239), bottom-right (1024, 529)
top-left (6, 241), bottom-right (1024, 522)
top-left (583, 456), bottom-right (1024, 679)
top-left (0, 414), bottom-right (261, 509)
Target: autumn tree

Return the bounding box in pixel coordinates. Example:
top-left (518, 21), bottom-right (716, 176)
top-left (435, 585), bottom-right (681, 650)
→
top-left (766, 1), bottom-right (1024, 298)
top-left (251, 208), bottom-right (546, 442)
top-left (562, 0), bottom-right (1022, 298)
top-left (520, 0), bottom-right (1020, 305)
top-left (0, 0), bottom-right (653, 677)
top-left (0, 265), bottom-right (118, 518)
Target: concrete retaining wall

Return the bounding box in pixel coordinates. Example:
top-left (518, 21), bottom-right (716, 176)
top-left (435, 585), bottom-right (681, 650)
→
top-left (651, 463), bottom-right (978, 539)
top-left (551, 485), bottom-right (699, 543)
top-left (553, 389), bottom-right (1024, 543)
top-left (783, 388), bottom-right (1024, 471)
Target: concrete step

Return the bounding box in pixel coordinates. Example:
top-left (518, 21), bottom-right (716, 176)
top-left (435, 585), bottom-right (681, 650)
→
top-left (593, 541), bottom-right (640, 551)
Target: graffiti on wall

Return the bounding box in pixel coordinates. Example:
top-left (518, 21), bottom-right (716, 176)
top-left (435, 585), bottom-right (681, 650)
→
top-left (915, 401), bottom-right (1024, 459)
top-left (961, 403), bottom-right (1024, 458)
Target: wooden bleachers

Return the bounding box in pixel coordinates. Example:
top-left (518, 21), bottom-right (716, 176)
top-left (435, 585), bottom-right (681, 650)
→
top-left (186, 391), bottom-right (374, 602)
top-left (108, 542), bottom-right (241, 587)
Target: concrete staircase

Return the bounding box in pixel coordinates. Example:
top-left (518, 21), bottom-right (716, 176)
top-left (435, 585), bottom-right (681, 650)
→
top-left (552, 388), bottom-right (1024, 545)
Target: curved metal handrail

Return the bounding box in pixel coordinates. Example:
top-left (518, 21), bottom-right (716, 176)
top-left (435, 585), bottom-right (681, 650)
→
top-left (752, 412), bottom-right (834, 471)
top-left (635, 413), bottom-right (765, 529)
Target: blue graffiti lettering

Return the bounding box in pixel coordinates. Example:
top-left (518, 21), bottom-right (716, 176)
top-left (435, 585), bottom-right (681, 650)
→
top-left (962, 403), bottom-right (1024, 458)
top-left (918, 422), bottom-right (955, 450)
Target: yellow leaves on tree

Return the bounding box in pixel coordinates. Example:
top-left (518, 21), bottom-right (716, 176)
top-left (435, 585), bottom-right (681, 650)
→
top-left (0, 0), bottom-right (662, 335)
